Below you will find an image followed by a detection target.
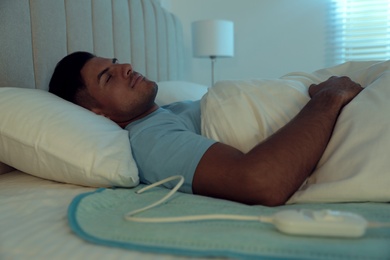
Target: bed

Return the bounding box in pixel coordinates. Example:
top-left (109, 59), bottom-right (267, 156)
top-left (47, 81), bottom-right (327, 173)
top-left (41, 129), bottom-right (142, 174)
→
top-left (1, 0), bottom-right (389, 259)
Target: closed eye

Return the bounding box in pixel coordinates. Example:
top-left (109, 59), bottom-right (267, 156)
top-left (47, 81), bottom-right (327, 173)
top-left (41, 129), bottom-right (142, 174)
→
top-left (106, 74), bottom-right (112, 83)
top-left (106, 59), bottom-right (117, 83)
top-left (98, 58), bottom-right (118, 86)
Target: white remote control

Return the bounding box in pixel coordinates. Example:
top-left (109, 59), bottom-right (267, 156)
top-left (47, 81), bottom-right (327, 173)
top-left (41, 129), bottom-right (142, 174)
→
top-left (272, 209), bottom-right (367, 238)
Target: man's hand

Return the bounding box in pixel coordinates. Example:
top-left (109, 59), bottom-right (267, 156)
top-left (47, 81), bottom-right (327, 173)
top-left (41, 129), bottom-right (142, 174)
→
top-left (309, 76), bottom-right (363, 106)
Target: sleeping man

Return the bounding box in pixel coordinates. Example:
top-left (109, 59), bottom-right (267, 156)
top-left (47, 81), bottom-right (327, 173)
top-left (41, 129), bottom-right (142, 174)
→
top-left (49, 51), bottom-right (364, 206)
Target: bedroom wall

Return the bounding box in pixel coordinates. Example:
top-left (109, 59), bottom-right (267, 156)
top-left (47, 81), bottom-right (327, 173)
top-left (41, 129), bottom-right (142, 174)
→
top-left (161, 0), bottom-right (330, 87)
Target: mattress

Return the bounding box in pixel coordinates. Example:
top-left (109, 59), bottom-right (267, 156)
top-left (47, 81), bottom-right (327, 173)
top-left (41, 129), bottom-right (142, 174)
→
top-left (2, 170), bottom-right (390, 260)
top-left (0, 170), bottom-right (211, 260)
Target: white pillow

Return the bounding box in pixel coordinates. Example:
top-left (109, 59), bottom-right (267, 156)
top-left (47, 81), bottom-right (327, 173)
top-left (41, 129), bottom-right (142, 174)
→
top-left (156, 81), bottom-right (208, 106)
top-left (0, 87), bottom-right (138, 187)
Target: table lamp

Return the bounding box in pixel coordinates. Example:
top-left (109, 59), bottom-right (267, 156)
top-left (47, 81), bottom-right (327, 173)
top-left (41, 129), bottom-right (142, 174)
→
top-left (192, 20), bottom-right (234, 86)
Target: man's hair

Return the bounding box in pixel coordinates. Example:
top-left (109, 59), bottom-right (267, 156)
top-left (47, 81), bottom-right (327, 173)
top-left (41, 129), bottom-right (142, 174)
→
top-left (49, 51), bottom-right (97, 108)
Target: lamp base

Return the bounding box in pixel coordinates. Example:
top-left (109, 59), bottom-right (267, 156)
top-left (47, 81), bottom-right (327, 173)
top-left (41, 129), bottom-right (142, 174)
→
top-left (210, 56), bottom-right (216, 86)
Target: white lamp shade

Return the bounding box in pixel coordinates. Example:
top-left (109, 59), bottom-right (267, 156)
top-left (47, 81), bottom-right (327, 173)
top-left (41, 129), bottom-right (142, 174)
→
top-left (192, 20), bottom-right (234, 58)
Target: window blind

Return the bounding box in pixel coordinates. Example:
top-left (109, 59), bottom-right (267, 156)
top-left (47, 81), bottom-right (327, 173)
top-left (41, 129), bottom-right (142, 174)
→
top-left (327, 0), bottom-right (390, 65)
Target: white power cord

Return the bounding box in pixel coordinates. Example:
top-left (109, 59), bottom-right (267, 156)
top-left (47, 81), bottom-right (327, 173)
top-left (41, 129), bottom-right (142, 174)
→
top-left (124, 175), bottom-right (390, 238)
top-left (124, 175), bottom-right (273, 224)
top-left (124, 175), bottom-right (184, 218)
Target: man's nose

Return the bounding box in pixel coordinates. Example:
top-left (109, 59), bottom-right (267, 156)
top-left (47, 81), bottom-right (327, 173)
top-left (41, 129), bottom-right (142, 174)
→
top-left (122, 63), bottom-right (133, 78)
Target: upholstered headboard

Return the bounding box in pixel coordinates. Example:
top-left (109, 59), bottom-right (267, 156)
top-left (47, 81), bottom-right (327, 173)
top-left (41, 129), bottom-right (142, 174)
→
top-left (0, 0), bottom-right (186, 174)
top-left (0, 0), bottom-right (185, 91)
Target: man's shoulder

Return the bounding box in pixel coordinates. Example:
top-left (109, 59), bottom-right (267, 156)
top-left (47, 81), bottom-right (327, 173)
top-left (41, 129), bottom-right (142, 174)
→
top-left (162, 100), bottom-right (200, 112)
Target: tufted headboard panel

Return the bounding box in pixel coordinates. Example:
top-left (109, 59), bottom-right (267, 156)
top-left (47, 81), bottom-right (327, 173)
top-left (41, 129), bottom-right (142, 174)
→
top-left (0, 0), bottom-right (185, 91)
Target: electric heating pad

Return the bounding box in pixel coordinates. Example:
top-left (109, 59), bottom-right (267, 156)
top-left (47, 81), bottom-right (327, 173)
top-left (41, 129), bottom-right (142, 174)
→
top-left (68, 184), bottom-right (390, 259)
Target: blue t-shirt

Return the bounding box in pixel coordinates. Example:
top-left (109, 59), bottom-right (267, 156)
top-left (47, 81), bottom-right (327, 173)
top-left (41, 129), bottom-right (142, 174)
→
top-left (125, 100), bottom-right (216, 193)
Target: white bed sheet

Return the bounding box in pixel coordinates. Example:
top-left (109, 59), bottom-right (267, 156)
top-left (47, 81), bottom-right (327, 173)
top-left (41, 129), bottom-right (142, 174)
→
top-left (0, 171), bottom-right (210, 260)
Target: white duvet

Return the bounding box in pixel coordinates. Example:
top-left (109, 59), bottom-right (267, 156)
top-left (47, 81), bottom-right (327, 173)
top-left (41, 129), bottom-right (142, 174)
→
top-left (201, 60), bottom-right (390, 204)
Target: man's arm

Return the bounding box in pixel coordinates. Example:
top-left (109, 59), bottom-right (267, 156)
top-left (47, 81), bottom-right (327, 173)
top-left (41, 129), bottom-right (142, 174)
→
top-left (192, 76), bottom-right (363, 206)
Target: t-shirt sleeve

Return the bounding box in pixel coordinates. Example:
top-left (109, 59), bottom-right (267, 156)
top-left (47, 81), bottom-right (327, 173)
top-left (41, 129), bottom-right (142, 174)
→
top-left (128, 119), bottom-right (216, 193)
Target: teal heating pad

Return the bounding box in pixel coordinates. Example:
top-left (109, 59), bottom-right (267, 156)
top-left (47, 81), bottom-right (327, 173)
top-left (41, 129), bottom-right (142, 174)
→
top-left (68, 185), bottom-right (390, 259)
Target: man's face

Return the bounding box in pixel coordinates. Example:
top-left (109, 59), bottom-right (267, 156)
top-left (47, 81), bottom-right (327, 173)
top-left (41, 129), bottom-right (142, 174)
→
top-left (80, 57), bottom-right (157, 124)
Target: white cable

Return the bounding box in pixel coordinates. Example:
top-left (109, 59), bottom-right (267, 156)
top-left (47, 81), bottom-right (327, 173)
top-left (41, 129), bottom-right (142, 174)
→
top-left (124, 175), bottom-right (390, 234)
top-left (368, 222), bottom-right (390, 228)
top-left (124, 175), bottom-right (274, 224)
top-left (124, 175), bottom-right (184, 218)
top-left (127, 214), bottom-right (274, 223)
